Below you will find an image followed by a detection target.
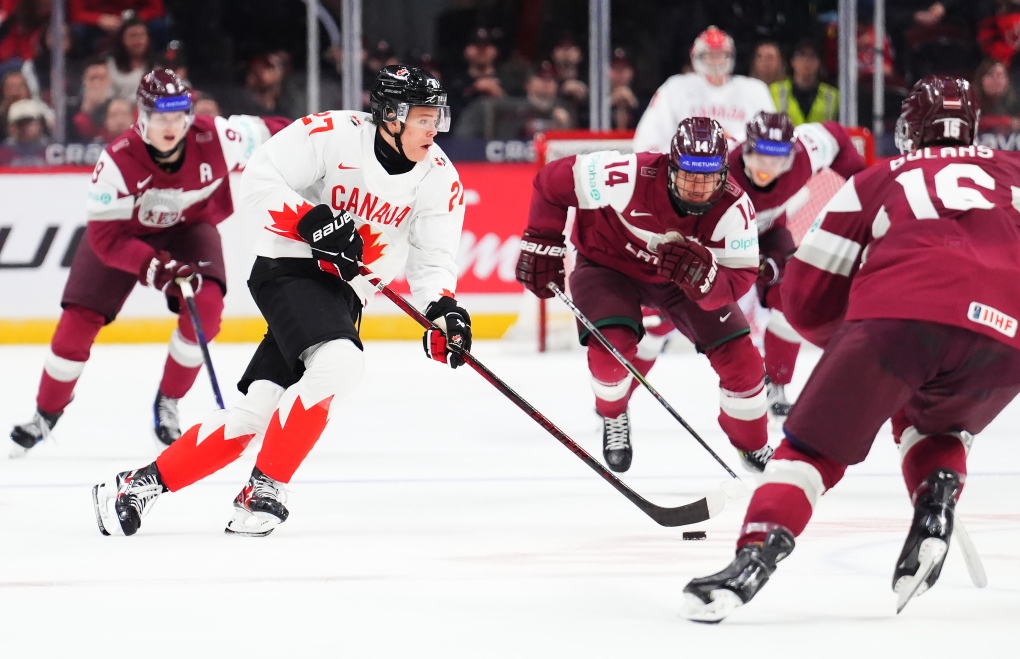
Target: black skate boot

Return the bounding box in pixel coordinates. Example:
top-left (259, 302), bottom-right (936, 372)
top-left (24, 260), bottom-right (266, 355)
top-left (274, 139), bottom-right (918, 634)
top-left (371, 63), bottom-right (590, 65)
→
top-left (683, 526), bottom-right (796, 623)
top-left (893, 469), bottom-right (960, 613)
top-left (92, 463), bottom-right (167, 536)
top-left (602, 410), bottom-right (632, 473)
top-left (765, 377), bottom-right (792, 418)
top-left (737, 444), bottom-right (774, 473)
top-left (225, 468), bottom-right (290, 537)
top-left (153, 391), bottom-right (182, 446)
top-left (10, 408), bottom-right (62, 457)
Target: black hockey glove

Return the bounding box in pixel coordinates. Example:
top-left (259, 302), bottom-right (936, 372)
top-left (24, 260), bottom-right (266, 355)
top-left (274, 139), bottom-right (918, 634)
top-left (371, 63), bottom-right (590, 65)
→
top-left (296, 204), bottom-right (364, 281)
top-left (423, 296), bottom-right (472, 369)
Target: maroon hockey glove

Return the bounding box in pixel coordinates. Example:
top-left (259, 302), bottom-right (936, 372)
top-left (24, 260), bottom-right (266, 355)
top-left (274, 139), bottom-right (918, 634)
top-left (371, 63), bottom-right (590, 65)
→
top-left (515, 232), bottom-right (567, 299)
top-left (423, 296), bottom-right (472, 369)
top-left (296, 204), bottom-right (364, 281)
top-left (139, 251), bottom-right (203, 295)
top-left (656, 238), bottom-right (717, 300)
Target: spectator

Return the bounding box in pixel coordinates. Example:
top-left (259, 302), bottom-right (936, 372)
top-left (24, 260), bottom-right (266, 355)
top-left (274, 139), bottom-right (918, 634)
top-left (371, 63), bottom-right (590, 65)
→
top-left (224, 52), bottom-right (295, 118)
top-left (0, 0), bottom-right (49, 73)
top-left (750, 41), bottom-right (786, 85)
top-left (446, 27), bottom-right (505, 118)
top-left (193, 94), bottom-right (220, 117)
top-left (551, 34), bottom-right (588, 125)
top-left (69, 1), bottom-right (169, 57)
top-left (973, 57), bottom-right (1020, 131)
top-left (98, 95), bottom-right (132, 141)
top-left (608, 47), bottom-right (642, 130)
top-left (157, 38), bottom-right (188, 85)
top-left (0, 95), bottom-right (48, 164)
top-left (106, 16), bottom-right (153, 101)
top-left (977, 1), bottom-right (1020, 70)
top-left (1, 67), bottom-right (30, 139)
top-left (770, 40), bottom-right (839, 125)
top-left (22, 20), bottom-right (76, 103)
top-left (72, 56), bottom-right (112, 140)
top-left (454, 61), bottom-right (572, 140)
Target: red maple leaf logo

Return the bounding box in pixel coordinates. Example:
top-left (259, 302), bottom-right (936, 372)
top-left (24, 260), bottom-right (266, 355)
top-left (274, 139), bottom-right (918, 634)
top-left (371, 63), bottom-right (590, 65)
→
top-left (357, 224), bottom-right (387, 265)
top-left (266, 201), bottom-right (316, 242)
top-left (440, 289), bottom-right (456, 299)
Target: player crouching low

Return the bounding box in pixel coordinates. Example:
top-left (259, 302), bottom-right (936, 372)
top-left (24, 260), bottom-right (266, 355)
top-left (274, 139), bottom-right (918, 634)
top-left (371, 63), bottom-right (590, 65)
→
top-left (516, 117), bottom-right (771, 474)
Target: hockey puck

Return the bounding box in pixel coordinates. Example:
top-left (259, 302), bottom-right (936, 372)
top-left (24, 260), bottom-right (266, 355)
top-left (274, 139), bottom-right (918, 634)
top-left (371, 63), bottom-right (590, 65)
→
top-left (682, 531), bottom-right (707, 541)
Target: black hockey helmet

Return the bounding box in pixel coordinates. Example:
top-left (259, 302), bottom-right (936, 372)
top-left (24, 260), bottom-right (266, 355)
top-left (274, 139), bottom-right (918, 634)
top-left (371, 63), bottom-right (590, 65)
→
top-left (668, 117), bottom-right (729, 215)
top-left (895, 75), bottom-right (979, 154)
top-left (370, 64), bottom-right (450, 132)
top-left (743, 111), bottom-right (797, 186)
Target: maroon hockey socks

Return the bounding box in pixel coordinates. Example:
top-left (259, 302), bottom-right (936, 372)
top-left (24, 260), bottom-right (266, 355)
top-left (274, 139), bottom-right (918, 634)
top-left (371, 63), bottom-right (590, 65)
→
top-left (37, 305), bottom-right (105, 415)
top-left (587, 326), bottom-right (639, 418)
top-left (159, 286), bottom-right (223, 398)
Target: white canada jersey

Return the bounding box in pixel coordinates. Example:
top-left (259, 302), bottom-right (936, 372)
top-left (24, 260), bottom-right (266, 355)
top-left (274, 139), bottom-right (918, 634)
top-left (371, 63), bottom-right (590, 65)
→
top-left (240, 111), bottom-right (466, 309)
top-left (633, 74), bottom-right (776, 152)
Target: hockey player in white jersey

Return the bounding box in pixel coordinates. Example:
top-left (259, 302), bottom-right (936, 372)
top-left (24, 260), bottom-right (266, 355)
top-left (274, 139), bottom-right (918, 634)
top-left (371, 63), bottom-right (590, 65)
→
top-left (91, 65), bottom-right (471, 538)
top-left (633, 26), bottom-right (776, 151)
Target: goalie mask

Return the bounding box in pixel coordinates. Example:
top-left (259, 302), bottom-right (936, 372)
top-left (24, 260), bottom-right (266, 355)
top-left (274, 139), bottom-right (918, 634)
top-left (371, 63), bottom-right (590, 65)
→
top-left (743, 111), bottom-right (797, 187)
top-left (136, 68), bottom-right (194, 155)
top-left (895, 75), bottom-right (979, 154)
top-left (691, 27), bottom-right (735, 81)
top-left (668, 117), bottom-right (729, 216)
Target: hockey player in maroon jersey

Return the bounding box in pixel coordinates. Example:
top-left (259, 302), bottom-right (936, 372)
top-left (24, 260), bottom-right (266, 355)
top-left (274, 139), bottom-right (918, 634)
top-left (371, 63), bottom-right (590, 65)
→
top-left (516, 117), bottom-right (772, 474)
top-left (634, 112), bottom-right (867, 420)
top-left (683, 75), bottom-right (1020, 621)
top-left (9, 69), bottom-right (289, 455)
top-left (731, 111), bottom-right (865, 417)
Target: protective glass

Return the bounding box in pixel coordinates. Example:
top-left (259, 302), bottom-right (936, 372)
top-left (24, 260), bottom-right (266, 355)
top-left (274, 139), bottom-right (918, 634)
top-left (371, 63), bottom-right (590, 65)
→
top-left (395, 101), bottom-right (451, 132)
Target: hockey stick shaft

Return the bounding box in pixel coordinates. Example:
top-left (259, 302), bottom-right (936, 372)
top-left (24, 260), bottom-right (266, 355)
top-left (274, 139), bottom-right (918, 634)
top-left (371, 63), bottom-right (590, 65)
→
top-left (178, 278), bottom-right (225, 410)
top-left (358, 265), bottom-right (722, 527)
top-left (548, 282), bottom-right (740, 480)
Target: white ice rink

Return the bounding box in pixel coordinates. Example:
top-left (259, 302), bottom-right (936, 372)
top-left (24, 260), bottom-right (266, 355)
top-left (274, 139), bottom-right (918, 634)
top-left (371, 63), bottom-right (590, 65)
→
top-left (1, 340), bottom-right (1018, 658)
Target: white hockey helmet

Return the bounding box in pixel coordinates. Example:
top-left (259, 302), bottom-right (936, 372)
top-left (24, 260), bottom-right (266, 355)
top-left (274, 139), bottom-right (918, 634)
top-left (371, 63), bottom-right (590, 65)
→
top-left (690, 26), bottom-right (735, 80)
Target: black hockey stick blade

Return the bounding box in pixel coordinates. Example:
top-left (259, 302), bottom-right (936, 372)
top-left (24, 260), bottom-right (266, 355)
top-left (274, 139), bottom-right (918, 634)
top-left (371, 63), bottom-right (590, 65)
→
top-left (358, 265), bottom-right (725, 527)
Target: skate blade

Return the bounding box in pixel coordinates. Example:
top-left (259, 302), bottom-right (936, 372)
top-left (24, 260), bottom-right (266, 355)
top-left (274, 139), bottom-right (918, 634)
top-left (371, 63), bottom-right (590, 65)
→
top-left (224, 508), bottom-right (282, 537)
top-left (681, 590), bottom-right (743, 623)
top-left (895, 538), bottom-right (948, 614)
top-left (91, 484), bottom-right (124, 536)
top-left (9, 443), bottom-right (29, 459)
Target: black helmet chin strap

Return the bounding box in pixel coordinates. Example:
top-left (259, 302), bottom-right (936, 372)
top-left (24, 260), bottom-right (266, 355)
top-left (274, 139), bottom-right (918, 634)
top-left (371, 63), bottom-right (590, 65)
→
top-left (381, 118), bottom-right (408, 159)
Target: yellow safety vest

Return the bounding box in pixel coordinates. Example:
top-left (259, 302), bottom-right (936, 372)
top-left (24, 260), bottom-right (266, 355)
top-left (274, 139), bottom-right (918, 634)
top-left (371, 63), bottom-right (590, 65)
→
top-left (769, 79), bottom-right (839, 126)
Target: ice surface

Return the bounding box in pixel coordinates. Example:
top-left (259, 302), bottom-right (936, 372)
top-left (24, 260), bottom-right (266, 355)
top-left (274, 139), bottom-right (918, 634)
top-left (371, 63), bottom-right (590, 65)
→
top-left (1, 342), bottom-right (1017, 657)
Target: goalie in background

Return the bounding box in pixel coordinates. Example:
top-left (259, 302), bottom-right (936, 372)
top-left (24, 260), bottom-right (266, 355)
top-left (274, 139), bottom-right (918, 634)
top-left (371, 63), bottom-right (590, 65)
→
top-left (516, 116), bottom-right (771, 475)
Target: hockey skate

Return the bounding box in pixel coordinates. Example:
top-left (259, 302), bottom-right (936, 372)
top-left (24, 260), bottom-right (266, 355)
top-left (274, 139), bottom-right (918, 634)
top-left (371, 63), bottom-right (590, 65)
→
top-left (765, 377), bottom-right (792, 419)
top-left (9, 408), bottom-right (62, 457)
top-left (92, 463), bottom-right (167, 536)
top-left (737, 444), bottom-right (774, 473)
top-left (682, 526), bottom-right (796, 623)
top-left (225, 468), bottom-right (289, 537)
top-left (602, 410), bottom-right (632, 473)
top-left (893, 469), bottom-right (960, 613)
top-left (153, 391), bottom-right (182, 446)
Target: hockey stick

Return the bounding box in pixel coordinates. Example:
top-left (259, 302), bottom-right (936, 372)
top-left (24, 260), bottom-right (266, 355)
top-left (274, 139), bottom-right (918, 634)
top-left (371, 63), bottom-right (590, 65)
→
top-left (358, 265), bottom-right (724, 527)
top-left (954, 519), bottom-right (988, 588)
top-left (178, 278), bottom-right (225, 410)
top-left (548, 282), bottom-right (743, 482)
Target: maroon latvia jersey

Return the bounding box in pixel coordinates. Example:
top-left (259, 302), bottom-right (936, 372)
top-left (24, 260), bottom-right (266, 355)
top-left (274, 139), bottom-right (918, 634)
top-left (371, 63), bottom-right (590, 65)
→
top-left (728, 121), bottom-right (866, 237)
top-left (83, 114), bottom-right (288, 276)
top-left (784, 144), bottom-right (1020, 350)
top-left (526, 150), bottom-right (759, 310)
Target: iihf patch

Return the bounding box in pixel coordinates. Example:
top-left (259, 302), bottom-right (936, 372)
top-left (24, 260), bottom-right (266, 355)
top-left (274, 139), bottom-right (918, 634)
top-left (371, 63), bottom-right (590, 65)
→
top-left (968, 302), bottom-right (1017, 338)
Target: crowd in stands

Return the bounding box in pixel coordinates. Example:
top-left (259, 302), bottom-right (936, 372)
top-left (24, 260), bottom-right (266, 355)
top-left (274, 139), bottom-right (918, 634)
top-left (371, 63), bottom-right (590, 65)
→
top-left (3, 0), bottom-right (1020, 165)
